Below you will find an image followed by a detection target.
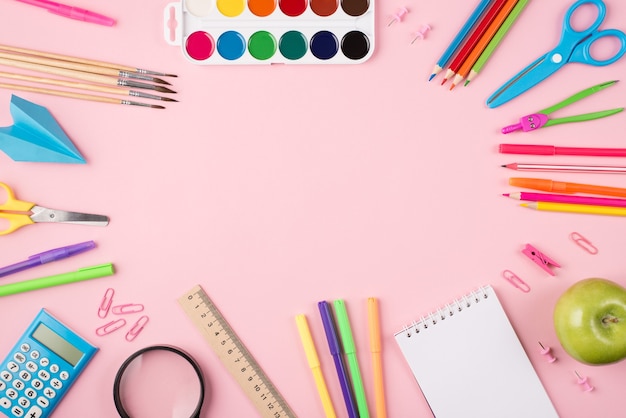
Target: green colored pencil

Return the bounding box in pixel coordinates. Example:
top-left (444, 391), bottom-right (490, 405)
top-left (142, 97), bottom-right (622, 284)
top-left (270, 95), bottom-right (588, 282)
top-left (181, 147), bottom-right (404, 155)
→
top-left (465, 0), bottom-right (530, 86)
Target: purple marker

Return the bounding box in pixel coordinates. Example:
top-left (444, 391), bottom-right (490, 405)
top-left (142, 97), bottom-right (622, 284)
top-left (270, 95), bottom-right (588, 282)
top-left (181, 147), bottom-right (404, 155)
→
top-left (318, 300), bottom-right (358, 418)
top-left (0, 241), bottom-right (96, 278)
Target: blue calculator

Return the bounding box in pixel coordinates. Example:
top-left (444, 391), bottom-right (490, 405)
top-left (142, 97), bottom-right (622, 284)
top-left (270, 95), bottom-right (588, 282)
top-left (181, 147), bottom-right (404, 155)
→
top-left (0, 309), bottom-right (97, 418)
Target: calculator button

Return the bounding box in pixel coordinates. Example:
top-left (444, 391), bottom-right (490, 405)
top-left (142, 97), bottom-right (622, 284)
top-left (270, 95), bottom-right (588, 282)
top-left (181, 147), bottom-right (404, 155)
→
top-left (42, 388), bottom-right (55, 399)
top-left (11, 405), bottom-right (24, 416)
top-left (19, 344), bottom-right (30, 353)
top-left (36, 397), bottom-right (49, 408)
top-left (6, 388), bottom-right (18, 399)
top-left (25, 406), bottom-right (43, 418)
top-left (0, 397), bottom-right (10, 408)
top-left (24, 389), bottom-right (36, 399)
top-left (13, 353), bottom-right (26, 364)
top-left (7, 362), bottom-right (19, 372)
top-left (1, 372), bottom-right (12, 382)
top-left (31, 380), bottom-right (42, 390)
top-left (18, 397), bottom-right (29, 408)
top-left (12, 380), bottom-right (24, 390)
top-left (29, 351), bottom-right (39, 360)
top-left (49, 365), bottom-right (59, 374)
top-left (38, 359), bottom-right (48, 368)
top-left (0, 381), bottom-right (5, 391)
top-left (19, 371), bottom-right (31, 382)
top-left (50, 379), bottom-right (62, 390)
top-left (58, 371), bottom-right (69, 381)
top-left (25, 362), bottom-right (37, 373)
top-left (36, 371), bottom-right (49, 381)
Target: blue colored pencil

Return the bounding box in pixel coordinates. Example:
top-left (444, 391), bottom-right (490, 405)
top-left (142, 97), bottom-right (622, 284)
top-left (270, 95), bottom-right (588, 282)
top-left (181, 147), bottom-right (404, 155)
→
top-left (428, 0), bottom-right (494, 81)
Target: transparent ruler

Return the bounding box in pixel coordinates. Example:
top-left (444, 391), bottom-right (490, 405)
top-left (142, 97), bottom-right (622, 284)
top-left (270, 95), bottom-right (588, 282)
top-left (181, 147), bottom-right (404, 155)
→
top-left (179, 284), bottom-right (297, 418)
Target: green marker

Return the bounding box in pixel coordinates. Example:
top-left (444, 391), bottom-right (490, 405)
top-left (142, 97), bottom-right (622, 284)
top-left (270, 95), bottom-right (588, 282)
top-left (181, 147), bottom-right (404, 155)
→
top-left (334, 299), bottom-right (369, 418)
top-left (0, 263), bottom-right (114, 296)
top-left (465, 0), bottom-right (530, 86)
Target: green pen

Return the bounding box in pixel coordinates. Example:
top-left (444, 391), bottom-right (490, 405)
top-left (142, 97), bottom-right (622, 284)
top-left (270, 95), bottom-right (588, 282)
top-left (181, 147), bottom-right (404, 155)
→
top-left (0, 263), bottom-right (114, 296)
top-left (334, 299), bottom-right (369, 418)
top-left (465, 0), bottom-right (530, 86)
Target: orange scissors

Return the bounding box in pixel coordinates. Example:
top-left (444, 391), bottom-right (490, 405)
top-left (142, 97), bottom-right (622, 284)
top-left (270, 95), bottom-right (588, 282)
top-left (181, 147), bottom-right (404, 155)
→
top-left (0, 182), bottom-right (109, 235)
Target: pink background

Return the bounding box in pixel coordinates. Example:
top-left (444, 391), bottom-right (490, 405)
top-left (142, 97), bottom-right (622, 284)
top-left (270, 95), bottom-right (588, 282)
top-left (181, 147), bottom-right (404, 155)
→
top-left (1, 0), bottom-right (626, 416)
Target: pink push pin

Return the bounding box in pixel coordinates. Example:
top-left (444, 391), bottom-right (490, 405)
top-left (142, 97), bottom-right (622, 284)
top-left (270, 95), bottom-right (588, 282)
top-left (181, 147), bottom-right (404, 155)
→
top-left (411, 24), bottom-right (431, 44)
top-left (388, 7), bottom-right (409, 26)
top-left (538, 341), bottom-right (556, 363)
top-left (574, 371), bottom-right (594, 392)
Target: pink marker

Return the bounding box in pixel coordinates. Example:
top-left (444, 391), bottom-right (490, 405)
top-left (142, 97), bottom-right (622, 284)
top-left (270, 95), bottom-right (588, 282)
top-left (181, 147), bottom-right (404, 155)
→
top-left (16, 0), bottom-right (116, 26)
top-left (499, 144), bottom-right (626, 157)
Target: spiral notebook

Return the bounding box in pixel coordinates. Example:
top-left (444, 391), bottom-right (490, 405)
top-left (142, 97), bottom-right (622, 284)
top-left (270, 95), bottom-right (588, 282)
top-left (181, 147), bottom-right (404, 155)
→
top-left (394, 285), bottom-right (558, 418)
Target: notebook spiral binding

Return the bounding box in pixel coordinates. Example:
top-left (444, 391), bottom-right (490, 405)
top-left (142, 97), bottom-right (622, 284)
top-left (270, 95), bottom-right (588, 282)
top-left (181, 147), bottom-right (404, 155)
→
top-left (401, 286), bottom-right (490, 338)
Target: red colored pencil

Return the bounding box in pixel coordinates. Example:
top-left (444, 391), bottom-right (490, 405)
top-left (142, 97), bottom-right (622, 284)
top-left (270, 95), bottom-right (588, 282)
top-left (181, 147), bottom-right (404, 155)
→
top-left (441, 0), bottom-right (509, 85)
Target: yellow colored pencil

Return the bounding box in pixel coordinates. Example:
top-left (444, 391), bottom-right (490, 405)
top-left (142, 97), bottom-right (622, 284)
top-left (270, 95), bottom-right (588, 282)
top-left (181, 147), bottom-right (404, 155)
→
top-left (522, 201), bottom-right (626, 217)
top-left (295, 314), bottom-right (337, 418)
top-left (368, 297), bottom-right (387, 418)
top-left (451, 0), bottom-right (519, 89)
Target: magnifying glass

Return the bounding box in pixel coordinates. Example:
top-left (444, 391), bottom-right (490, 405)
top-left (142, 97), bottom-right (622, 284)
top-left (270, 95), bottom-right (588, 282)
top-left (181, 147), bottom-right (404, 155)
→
top-left (113, 345), bottom-right (207, 418)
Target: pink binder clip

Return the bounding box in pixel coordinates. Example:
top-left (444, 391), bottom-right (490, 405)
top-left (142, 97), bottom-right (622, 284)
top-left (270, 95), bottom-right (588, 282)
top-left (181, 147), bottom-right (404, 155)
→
top-left (522, 244), bottom-right (560, 275)
top-left (96, 319), bottom-right (126, 336)
top-left (98, 288), bottom-right (115, 318)
top-left (125, 315), bottom-right (149, 342)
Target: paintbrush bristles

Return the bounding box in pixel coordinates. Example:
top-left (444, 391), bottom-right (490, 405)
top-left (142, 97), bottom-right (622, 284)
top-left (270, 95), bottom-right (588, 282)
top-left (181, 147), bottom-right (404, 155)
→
top-left (0, 43), bottom-right (176, 78)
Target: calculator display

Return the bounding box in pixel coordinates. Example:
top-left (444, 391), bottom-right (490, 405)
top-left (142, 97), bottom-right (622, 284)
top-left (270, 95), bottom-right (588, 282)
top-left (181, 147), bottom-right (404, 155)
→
top-left (31, 323), bottom-right (84, 366)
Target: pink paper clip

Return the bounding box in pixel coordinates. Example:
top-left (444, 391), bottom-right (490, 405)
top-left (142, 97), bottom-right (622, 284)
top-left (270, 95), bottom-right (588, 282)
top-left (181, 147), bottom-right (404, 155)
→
top-left (98, 288), bottom-right (115, 318)
top-left (522, 244), bottom-right (560, 275)
top-left (112, 303), bottom-right (144, 315)
top-left (96, 319), bottom-right (126, 336)
top-left (570, 232), bottom-right (598, 255)
top-left (502, 270), bottom-right (530, 292)
top-left (574, 371), bottom-right (594, 392)
top-left (538, 341), bottom-right (557, 363)
top-left (125, 315), bottom-right (149, 342)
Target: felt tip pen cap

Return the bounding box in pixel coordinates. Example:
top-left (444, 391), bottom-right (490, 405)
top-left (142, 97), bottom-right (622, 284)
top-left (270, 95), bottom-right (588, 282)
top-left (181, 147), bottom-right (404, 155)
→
top-left (333, 299), bottom-right (356, 354)
top-left (500, 144), bottom-right (556, 155)
top-left (318, 301), bottom-right (341, 355)
top-left (295, 315), bottom-right (321, 368)
top-left (31, 240), bottom-right (96, 263)
top-left (509, 178), bottom-right (571, 193)
top-left (368, 297), bottom-right (381, 353)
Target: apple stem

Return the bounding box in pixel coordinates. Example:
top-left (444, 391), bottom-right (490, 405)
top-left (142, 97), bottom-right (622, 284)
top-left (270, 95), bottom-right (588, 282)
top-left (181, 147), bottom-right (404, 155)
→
top-left (602, 315), bottom-right (619, 324)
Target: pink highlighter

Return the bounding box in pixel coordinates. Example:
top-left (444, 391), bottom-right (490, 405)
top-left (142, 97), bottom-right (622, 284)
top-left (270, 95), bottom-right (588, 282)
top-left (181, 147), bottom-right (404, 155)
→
top-left (16, 0), bottom-right (116, 26)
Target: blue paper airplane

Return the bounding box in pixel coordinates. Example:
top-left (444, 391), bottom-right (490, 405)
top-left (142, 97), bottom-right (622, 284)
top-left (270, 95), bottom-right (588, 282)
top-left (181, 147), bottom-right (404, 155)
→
top-left (0, 95), bottom-right (85, 164)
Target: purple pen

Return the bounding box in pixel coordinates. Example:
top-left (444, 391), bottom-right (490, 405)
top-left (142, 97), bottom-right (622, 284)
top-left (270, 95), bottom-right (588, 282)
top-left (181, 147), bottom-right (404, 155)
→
top-left (0, 240), bottom-right (96, 278)
top-left (318, 301), bottom-right (358, 418)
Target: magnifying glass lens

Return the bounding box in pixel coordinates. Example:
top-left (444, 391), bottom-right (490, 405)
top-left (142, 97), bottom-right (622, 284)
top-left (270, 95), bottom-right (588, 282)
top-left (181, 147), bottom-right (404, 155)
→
top-left (117, 349), bottom-right (203, 418)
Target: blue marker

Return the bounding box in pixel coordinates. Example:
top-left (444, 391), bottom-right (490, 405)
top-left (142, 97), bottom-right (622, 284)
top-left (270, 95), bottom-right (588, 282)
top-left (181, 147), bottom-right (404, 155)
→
top-left (428, 0), bottom-right (494, 81)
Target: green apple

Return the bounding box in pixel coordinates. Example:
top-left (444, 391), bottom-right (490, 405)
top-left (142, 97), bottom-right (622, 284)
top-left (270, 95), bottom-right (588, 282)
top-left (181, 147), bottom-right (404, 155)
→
top-left (554, 278), bottom-right (626, 365)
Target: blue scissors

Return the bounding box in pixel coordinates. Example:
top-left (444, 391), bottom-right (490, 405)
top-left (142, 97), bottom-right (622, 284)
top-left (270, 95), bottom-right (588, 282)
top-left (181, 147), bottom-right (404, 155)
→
top-left (487, 0), bottom-right (626, 108)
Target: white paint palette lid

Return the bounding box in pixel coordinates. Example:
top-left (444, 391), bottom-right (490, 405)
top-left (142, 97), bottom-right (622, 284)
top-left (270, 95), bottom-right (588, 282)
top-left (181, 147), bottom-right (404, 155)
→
top-left (163, 0), bottom-right (375, 64)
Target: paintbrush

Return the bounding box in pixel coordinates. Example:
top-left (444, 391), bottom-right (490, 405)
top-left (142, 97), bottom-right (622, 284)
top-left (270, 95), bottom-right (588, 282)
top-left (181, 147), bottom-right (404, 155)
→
top-left (0, 71), bottom-right (178, 102)
top-left (0, 57), bottom-right (176, 94)
top-left (0, 82), bottom-right (165, 109)
top-left (0, 43), bottom-right (176, 78)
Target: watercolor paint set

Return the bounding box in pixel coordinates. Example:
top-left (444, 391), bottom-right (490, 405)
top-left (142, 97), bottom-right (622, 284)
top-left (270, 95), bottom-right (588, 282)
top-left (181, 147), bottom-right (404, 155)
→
top-left (163, 0), bottom-right (375, 64)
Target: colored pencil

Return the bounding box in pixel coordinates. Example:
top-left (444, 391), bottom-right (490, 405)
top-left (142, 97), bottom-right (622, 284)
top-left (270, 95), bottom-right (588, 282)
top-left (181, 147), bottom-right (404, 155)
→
top-left (450, 0), bottom-right (519, 89)
top-left (0, 43), bottom-right (176, 77)
top-left (504, 192), bottom-right (626, 208)
top-left (465, 0), bottom-right (529, 86)
top-left (428, 0), bottom-right (494, 81)
top-left (0, 82), bottom-right (165, 109)
top-left (441, 0), bottom-right (509, 85)
top-left (521, 201), bottom-right (626, 217)
top-left (502, 162), bottom-right (626, 174)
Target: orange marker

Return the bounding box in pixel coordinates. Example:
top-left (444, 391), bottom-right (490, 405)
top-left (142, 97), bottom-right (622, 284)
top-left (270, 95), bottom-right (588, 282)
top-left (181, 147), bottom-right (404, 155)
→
top-left (450, 0), bottom-right (519, 89)
top-left (509, 177), bottom-right (626, 198)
